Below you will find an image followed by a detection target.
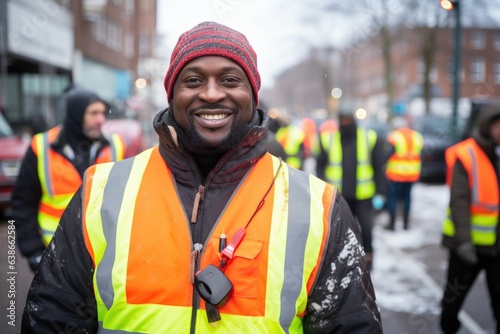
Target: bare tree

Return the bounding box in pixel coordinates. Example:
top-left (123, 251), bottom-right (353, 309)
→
top-left (298, 0), bottom-right (500, 116)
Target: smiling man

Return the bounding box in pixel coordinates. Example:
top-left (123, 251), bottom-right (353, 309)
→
top-left (22, 22), bottom-right (382, 334)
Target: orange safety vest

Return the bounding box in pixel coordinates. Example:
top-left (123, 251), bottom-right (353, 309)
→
top-left (443, 138), bottom-right (499, 246)
top-left (82, 148), bottom-right (335, 333)
top-left (385, 128), bottom-right (424, 182)
top-left (32, 125), bottom-right (125, 245)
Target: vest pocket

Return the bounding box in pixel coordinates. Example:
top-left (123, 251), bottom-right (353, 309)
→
top-left (231, 240), bottom-right (262, 299)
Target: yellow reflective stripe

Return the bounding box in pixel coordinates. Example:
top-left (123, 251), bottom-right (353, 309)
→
top-left (110, 134), bottom-right (125, 160)
top-left (356, 129), bottom-right (375, 199)
top-left (41, 193), bottom-right (73, 210)
top-left (37, 212), bottom-right (59, 245)
top-left (34, 132), bottom-right (53, 196)
top-left (471, 214), bottom-right (497, 245)
top-left (386, 160), bottom-right (421, 174)
top-left (195, 310), bottom-right (285, 333)
top-left (84, 162), bottom-right (114, 320)
top-left (324, 132), bottom-right (342, 189)
top-left (266, 157), bottom-right (289, 322)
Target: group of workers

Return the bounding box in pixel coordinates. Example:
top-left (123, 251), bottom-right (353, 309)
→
top-left (11, 21), bottom-right (499, 334)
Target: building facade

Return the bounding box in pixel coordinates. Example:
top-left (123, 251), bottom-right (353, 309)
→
top-left (0, 0), bottom-right (157, 132)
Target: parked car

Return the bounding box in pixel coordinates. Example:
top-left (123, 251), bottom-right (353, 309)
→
top-left (0, 113), bottom-right (30, 214)
top-left (102, 118), bottom-right (146, 158)
top-left (412, 115), bottom-right (463, 184)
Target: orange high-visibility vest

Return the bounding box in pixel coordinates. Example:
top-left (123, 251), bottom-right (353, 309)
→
top-left (443, 138), bottom-right (499, 246)
top-left (82, 148), bottom-right (335, 333)
top-left (385, 128), bottom-right (424, 182)
top-left (32, 126), bottom-right (125, 245)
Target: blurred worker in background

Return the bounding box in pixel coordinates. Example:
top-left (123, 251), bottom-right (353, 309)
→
top-left (275, 116), bottom-right (306, 170)
top-left (299, 116), bottom-right (319, 159)
top-left (316, 105), bottom-right (387, 270)
top-left (11, 86), bottom-right (126, 272)
top-left (440, 103), bottom-right (500, 334)
top-left (384, 116), bottom-right (424, 231)
top-left (265, 107), bottom-right (288, 161)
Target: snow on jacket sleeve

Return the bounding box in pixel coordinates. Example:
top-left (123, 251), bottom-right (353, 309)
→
top-left (303, 193), bottom-right (383, 333)
top-left (22, 187), bottom-right (97, 333)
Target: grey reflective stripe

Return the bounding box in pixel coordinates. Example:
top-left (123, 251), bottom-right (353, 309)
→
top-left (471, 225), bottom-right (496, 232)
top-left (42, 132), bottom-right (53, 197)
top-left (98, 323), bottom-right (141, 333)
top-left (109, 135), bottom-right (118, 161)
top-left (467, 146), bottom-right (499, 211)
top-left (96, 158), bottom-right (135, 309)
top-left (280, 166), bottom-right (310, 332)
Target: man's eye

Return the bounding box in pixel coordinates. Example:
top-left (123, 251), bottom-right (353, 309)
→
top-left (185, 77), bottom-right (202, 84)
top-left (223, 77), bottom-right (240, 83)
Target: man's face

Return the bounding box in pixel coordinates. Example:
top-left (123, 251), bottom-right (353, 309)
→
top-left (171, 56), bottom-right (254, 148)
top-left (490, 118), bottom-right (500, 145)
top-left (83, 101), bottom-right (107, 140)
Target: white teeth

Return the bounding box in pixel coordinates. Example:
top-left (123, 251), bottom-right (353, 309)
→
top-left (199, 114), bottom-right (228, 120)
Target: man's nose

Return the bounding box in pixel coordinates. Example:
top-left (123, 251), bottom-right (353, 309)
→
top-left (199, 79), bottom-right (226, 102)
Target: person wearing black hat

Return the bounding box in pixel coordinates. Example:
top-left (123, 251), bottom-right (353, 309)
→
top-left (22, 22), bottom-right (381, 333)
top-left (316, 105), bottom-right (387, 271)
top-left (11, 87), bottom-right (126, 273)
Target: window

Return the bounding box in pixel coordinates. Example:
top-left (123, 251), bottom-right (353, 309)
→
top-left (125, 32), bottom-right (134, 58)
top-left (494, 60), bottom-right (500, 84)
top-left (471, 31), bottom-right (486, 49)
top-left (471, 58), bottom-right (485, 83)
top-left (93, 15), bottom-right (106, 44)
top-left (139, 32), bottom-right (149, 56)
top-left (495, 34), bottom-right (500, 50)
top-left (107, 21), bottom-right (122, 52)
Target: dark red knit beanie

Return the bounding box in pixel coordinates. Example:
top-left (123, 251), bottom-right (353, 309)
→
top-left (164, 21), bottom-right (261, 105)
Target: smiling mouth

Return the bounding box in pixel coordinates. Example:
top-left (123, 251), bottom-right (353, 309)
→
top-left (198, 114), bottom-right (230, 121)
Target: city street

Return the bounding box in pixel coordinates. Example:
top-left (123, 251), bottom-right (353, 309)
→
top-left (0, 183), bottom-right (496, 333)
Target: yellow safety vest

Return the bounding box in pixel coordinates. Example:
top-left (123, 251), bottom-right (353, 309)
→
top-left (385, 128), bottom-right (424, 182)
top-left (320, 128), bottom-right (377, 200)
top-left (276, 125), bottom-right (305, 169)
top-left (33, 126), bottom-right (125, 245)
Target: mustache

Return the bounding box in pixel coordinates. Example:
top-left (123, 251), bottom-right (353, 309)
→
top-left (190, 104), bottom-right (236, 113)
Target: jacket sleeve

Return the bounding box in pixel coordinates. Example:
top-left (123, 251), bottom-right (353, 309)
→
top-left (22, 187), bottom-right (97, 333)
top-left (449, 159), bottom-right (471, 245)
top-left (11, 146), bottom-right (45, 258)
top-left (303, 193), bottom-right (383, 333)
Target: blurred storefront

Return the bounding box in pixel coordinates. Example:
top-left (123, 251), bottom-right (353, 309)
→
top-left (0, 0), bottom-right (73, 132)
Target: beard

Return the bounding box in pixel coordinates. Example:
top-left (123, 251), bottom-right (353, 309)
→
top-left (169, 105), bottom-right (256, 156)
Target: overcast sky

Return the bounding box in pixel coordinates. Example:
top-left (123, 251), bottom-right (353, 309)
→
top-left (156, 0), bottom-right (343, 89)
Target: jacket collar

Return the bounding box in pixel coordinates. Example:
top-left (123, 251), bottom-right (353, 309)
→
top-left (153, 107), bottom-right (269, 187)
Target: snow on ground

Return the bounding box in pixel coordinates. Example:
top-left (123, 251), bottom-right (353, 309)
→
top-left (371, 183), bottom-right (449, 315)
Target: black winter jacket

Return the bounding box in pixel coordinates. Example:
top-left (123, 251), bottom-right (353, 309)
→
top-left (443, 106), bottom-right (500, 256)
top-left (22, 108), bottom-right (382, 333)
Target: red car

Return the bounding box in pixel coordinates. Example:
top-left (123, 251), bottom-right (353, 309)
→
top-left (102, 118), bottom-right (146, 158)
top-left (0, 113), bottom-right (30, 214)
